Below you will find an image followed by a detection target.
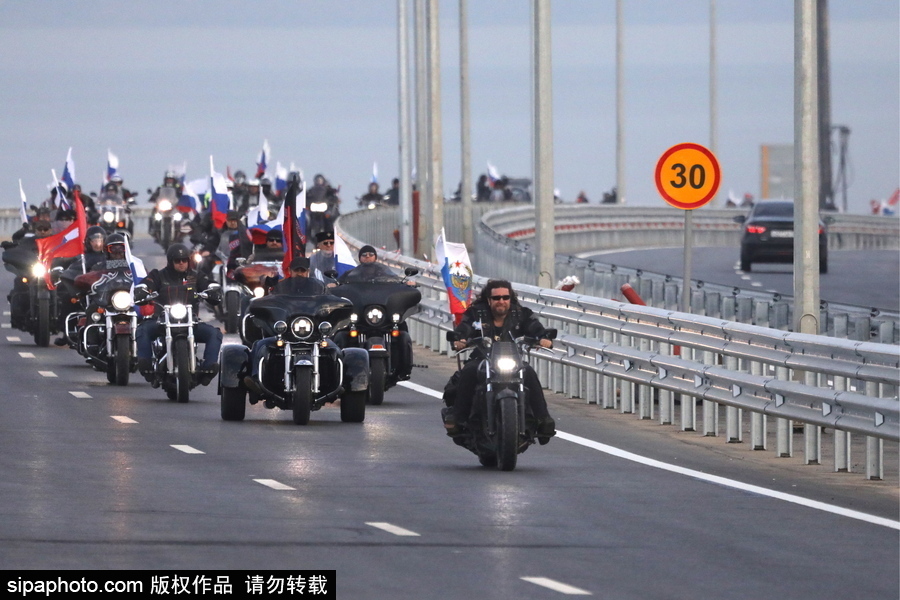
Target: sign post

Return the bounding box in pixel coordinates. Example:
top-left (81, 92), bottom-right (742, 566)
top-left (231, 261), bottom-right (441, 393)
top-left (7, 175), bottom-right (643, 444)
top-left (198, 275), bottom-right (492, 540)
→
top-left (654, 143), bottom-right (721, 312)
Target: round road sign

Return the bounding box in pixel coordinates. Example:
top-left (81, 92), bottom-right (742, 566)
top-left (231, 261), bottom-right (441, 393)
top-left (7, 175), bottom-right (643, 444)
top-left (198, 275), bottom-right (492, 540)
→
top-left (654, 143), bottom-right (721, 210)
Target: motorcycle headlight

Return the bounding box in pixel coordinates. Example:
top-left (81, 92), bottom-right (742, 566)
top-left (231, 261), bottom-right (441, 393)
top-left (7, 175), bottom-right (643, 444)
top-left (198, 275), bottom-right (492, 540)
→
top-left (153, 212), bottom-right (163, 221)
top-left (495, 357), bottom-right (518, 373)
top-left (364, 306), bottom-right (385, 326)
top-left (310, 202), bottom-right (328, 213)
top-left (169, 303), bottom-right (188, 320)
top-left (392, 313), bottom-right (401, 322)
top-left (110, 290), bottom-right (132, 312)
top-left (274, 320), bottom-right (288, 335)
top-left (91, 312), bottom-right (103, 322)
top-left (31, 262), bottom-right (47, 278)
top-left (291, 317), bottom-right (314, 339)
top-left (367, 202), bottom-right (377, 210)
top-left (253, 287), bottom-right (265, 298)
top-left (173, 212), bottom-right (183, 222)
top-left (318, 321), bottom-right (333, 336)
top-left (192, 252), bottom-right (203, 264)
top-left (350, 313), bottom-right (358, 323)
top-left (157, 199), bottom-right (173, 212)
top-left (102, 211), bottom-right (115, 223)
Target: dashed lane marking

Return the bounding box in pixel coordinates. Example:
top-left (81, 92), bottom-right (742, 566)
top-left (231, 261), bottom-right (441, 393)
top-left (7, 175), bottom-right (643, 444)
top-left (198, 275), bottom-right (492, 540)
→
top-left (7, 336), bottom-right (21, 342)
top-left (521, 577), bottom-right (591, 595)
top-left (254, 479), bottom-right (295, 490)
top-left (366, 522), bottom-right (421, 537)
top-left (171, 445), bottom-right (204, 454)
top-left (18, 352), bottom-right (35, 358)
top-left (69, 391), bottom-right (92, 398)
top-left (111, 416), bottom-right (138, 424)
top-left (38, 371), bottom-right (57, 378)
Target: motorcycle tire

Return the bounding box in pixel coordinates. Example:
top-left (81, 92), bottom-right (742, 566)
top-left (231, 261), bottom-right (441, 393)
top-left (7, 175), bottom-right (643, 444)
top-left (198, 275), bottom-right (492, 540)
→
top-left (291, 367), bottom-right (312, 425)
top-left (367, 357), bottom-right (386, 406)
top-left (340, 390), bottom-right (366, 423)
top-left (34, 295), bottom-right (50, 347)
top-left (161, 218), bottom-right (172, 249)
top-left (224, 290), bottom-right (240, 334)
top-left (478, 453), bottom-right (498, 468)
top-left (221, 386), bottom-right (246, 421)
top-left (113, 334), bottom-right (131, 386)
top-left (496, 396), bottom-right (519, 471)
top-left (173, 337), bottom-right (191, 403)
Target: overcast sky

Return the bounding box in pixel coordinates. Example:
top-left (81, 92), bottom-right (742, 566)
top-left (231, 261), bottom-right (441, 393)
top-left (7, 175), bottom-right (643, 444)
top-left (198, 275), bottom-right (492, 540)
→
top-left (0, 1), bottom-right (896, 215)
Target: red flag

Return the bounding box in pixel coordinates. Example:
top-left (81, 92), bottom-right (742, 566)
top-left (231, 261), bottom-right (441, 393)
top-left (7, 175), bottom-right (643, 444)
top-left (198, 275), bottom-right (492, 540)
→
top-left (281, 180), bottom-right (307, 276)
top-left (36, 191), bottom-right (87, 289)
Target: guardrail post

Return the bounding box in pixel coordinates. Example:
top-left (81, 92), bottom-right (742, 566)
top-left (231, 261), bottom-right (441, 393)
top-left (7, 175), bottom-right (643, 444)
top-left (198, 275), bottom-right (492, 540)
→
top-left (638, 336), bottom-right (653, 419)
top-left (620, 332), bottom-right (634, 414)
top-left (750, 359), bottom-right (766, 450)
top-left (658, 341), bottom-right (674, 425)
top-left (702, 350), bottom-right (718, 436)
top-left (725, 355), bottom-right (742, 442)
top-left (601, 328), bottom-right (616, 409)
top-left (865, 380), bottom-right (885, 480)
top-left (775, 365), bottom-right (793, 457)
top-left (681, 344), bottom-right (697, 432)
top-left (833, 374), bottom-right (850, 471)
top-left (803, 369), bottom-right (822, 465)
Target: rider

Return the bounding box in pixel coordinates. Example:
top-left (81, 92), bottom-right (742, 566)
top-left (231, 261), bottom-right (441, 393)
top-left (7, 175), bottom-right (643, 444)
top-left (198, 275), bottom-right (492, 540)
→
top-left (309, 230), bottom-right (337, 286)
top-left (52, 226), bottom-right (109, 345)
top-left (243, 256), bottom-right (326, 398)
top-left (359, 181), bottom-right (383, 208)
top-left (134, 243), bottom-right (223, 385)
top-left (247, 228), bottom-right (285, 263)
top-left (444, 279), bottom-right (556, 443)
top-left (2, 220), bottom-right (54, 330)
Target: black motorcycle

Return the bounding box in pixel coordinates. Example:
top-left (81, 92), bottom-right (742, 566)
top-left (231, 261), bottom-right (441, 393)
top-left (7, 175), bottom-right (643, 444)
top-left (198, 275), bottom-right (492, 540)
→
top-left (2, 244), bottom-right (60, 347)
top-left (150, 187), bottom-right (179, 249)
top-left (307, 192), bottom-right (340, 242)
top-left (66, 271), bottom-right (138, 385)
top-left (139, 285), bottom-right (219, 403)
top-left (443, 329), bottom-right (556, 471)
top-left (218, 292), bottom-right (370, 424)
top-left (333, 266), bottom-right (421, 405)
top-left (96, 192), bottom-right (134, 237)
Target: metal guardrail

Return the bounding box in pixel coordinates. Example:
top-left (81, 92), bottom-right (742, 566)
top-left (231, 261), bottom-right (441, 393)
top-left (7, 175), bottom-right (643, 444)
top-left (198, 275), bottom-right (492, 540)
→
top-left (337, 210), bottom-right (899, 482)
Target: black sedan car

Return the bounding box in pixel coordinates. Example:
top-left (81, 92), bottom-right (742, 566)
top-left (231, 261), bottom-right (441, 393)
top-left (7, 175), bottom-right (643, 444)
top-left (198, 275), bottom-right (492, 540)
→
top-left (734, 200), bottom-right (830, 273)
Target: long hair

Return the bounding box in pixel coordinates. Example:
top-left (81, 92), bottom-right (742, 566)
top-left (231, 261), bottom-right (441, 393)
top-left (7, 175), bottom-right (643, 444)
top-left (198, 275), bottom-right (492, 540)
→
top-left (479, 279), bottom-right (518, 305)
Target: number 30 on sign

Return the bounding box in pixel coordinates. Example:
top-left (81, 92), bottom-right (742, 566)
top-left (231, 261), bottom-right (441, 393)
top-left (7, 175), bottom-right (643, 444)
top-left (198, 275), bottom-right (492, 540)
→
top-left (654, 143), bottom-right (721, 210)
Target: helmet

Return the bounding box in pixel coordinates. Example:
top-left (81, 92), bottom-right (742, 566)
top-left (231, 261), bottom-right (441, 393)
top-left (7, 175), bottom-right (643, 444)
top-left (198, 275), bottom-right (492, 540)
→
top-left (166, 243), bottom-right (191, 267)
top-left (163, 170), bottom-right (177, 185)
top-left (314, 173), bottom-right (326, 186)
top-left (103, 182), bottom-right (117, 193)
top-left (260, 177), bottom-right (271, 187)
top-left (84, 225), bottom-right (106, 251)
top-left (105, 232), bottom-right (128, 258)
top-left (110, 175), bottom-right (123, 184)
top-left (233, 170), bottom-right (247, 185)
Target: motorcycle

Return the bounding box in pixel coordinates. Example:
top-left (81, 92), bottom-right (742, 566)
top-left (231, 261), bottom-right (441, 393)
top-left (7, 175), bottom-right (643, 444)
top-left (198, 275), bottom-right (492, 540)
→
top-left (307, 193), bottom-right (340, 242)
top-left (96, 192), bottom-right (134, 237)
top-left (66, 271), bottom-right (138, 385)
top-left (234, 259), bottom-right (281, 343)
top-left (138, 284), bottom-right (220, 403)
top-left (443, 329), bottom-right (557, 471)
top-left (150, 187), bottom-right (179, 249)
top-left (218, 292), bottom-right (370, 425)
top-left (2, 244), bottom-right (60, 347)
top-left (333, 266), bottom-right (421, 405)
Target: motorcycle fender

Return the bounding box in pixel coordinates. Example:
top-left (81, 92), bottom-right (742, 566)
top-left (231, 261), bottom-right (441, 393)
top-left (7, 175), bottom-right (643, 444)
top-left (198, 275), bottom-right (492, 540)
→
top-left (113, 321), bottom-right (132, 335)
top-left (342, 347), bottom-right (370, 392)
top-left (365, 337), bottom-right (389, 358)
top-left (219, 343), bottom-right (250, 388)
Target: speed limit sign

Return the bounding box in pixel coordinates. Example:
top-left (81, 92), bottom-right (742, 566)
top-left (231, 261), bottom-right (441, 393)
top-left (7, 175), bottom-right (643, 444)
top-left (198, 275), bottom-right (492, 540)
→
top-left (655, 143), bottom-right (721, 210)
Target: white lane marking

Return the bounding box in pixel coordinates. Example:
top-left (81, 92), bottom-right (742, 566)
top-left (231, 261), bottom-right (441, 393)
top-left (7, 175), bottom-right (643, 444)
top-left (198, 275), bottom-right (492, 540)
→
top-left (38, 371), bottom-right (57, 378)
top-left (401, 382), bottom-right (900, 531)
top-left (171, 445), bottom-right (204, 454)
top-left (1, 323), bottom-right (10, 329)
top-left (18, 352), bottom-right (35, 358)
top-left (366, 522), bottom-right (421, 537)
top-left (7, 336), bottom-right (21, 342)
top-left (750, 281), bottom-right (763, 287)
top-left (69, 391), bottom-right (92, 398)
top-left (740, 275), bottom-right (752, 280)
top-left (522, 577), bottom-right (591, 595)
top-left (557, 431), bottom-right (900, 531)
top-left (254, 479), bottom-right (296, 490)
top-left (111, 416), bottom-right (138, 424)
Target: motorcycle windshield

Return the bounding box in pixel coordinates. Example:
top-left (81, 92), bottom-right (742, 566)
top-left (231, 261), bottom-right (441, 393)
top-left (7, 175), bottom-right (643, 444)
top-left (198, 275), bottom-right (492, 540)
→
top-left (156, 187), bottom-right (178, 202)
top-left (336, 263), bottom-right (402, 285)
top-left (89, 271), bottom-right (133, 306)
top-left (335, 280), bottom-right (421, 322)
top-left (99, 192), bottom-right (125, 205)
top-left (249, 293), bottom-right (353, 331)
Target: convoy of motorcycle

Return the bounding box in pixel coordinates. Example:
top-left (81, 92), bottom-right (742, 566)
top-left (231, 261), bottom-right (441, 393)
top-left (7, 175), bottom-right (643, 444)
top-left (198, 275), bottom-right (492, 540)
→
top-left (332, 265), bottom-right (421, 405)
top-left (2, 237), bottom-right (61, 347)
top-left (218, 290), bottom-right (370, 424)
top-left (443, 329), bottom-right (557, 471)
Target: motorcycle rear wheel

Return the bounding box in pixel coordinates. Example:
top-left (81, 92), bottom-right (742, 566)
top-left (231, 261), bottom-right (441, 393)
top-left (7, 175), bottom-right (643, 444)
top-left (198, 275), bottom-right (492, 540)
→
top-left (174, 337), bottom-right (191, 403)
top-left (221, 386), bottom-right (246, 421)
top-left (340, 390), bottom-right (366, 423)
top-left (292, 367), bottom-right (312, 425)
top-left (496, 396), bottom-right (519, 471)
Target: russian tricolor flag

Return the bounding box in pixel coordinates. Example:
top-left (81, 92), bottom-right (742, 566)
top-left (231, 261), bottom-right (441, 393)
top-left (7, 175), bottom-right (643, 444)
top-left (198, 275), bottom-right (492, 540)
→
top-left (334, 235), bottom-right (357, 277)
top-left (256, 139), bottom-right (270, 179)
top-left (61, 147), bottom-right (77, 191)
top-left (435, 228), bottom-right (474, 325)
top-left (209, 156), bottom-right (232, 229)
top-left (106, 149), bottom-right (119, 183)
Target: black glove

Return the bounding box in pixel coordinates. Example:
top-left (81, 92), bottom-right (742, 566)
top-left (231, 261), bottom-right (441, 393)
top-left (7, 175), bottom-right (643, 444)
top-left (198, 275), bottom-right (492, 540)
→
top-left (205, 287), bottom-right (222, 305)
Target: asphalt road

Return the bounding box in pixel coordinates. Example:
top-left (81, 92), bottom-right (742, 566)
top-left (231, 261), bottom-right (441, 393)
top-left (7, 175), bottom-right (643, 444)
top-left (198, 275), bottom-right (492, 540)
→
top-left (584, 247), bottom-right (899, 312)
top-left (0, 238), bottom-right (897, 599)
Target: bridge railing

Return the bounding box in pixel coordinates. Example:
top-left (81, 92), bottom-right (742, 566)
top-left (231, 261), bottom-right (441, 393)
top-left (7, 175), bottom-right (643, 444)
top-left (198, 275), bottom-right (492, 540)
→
top-left (337, 207), bottom-right (899, 482)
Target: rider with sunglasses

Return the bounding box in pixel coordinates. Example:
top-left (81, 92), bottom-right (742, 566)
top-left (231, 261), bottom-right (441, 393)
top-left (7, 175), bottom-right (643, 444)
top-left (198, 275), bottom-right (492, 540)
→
top-left (309, 230), bottom-right (338, 286)
top-left (134, 243), bottom-right (223, 384)
top-left (444, 279), bottom-right (556, 442)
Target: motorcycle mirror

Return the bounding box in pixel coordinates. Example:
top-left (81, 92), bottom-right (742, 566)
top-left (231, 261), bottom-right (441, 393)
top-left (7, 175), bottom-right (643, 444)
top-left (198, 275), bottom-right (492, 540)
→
top-left (445, 331), bottom-right (457, 342)
top-left (324, 269), bottom-right (338, 279)
top-left (404, 267), bottom-right (419, 277)
top-left (545, 328), bottom-right (558, 340)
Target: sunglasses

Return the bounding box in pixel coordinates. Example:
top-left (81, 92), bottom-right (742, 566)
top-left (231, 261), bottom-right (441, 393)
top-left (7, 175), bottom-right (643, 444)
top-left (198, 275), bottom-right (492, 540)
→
top-left (360, 252), bottom-right (376, 257)
top-left (173, 258), bottom-right (189, 264)
top-left (321, 241), bottom-right (334, 246)
top-left (490, 295), bottom-right (511, 301)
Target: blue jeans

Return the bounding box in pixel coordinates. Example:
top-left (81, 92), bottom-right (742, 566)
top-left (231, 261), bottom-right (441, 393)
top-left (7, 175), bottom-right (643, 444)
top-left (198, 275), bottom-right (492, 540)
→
top-left (136, 319), bottom-right (223, 367)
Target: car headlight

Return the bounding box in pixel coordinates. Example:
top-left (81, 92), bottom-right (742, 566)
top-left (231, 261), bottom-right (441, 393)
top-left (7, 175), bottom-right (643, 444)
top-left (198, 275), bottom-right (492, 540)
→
top-left (310, 202), bottom-right (328, 213)
top-left (157, 199), bottom-right (173, 212)
top-left (102, 211), bottom-right (115, 223)
top-left (169, 303), bottom-right (188, 320)
top-left (31, 262), bottom-right (47, 278)
top-left (495, 357), bottom-right (518, 373)
top-left (291, 317), bottom-right (314, 339)
top-left (110, 290), bottom-right (132, 312)
top-left (364, 306), bottom-right (385, 326)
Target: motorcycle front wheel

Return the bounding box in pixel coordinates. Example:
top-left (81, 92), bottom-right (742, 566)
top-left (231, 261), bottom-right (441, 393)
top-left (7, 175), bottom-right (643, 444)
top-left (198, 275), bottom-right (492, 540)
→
top-left (113, 334), bottom-right (131, 386)
top-left (174, 337), bottom-right (191, 403)
top-left (367, 357), bottom-right (386, 406)
top-left (34, 295), bottom-right (50, 347)
top-left (496, 396), bottom-right (519, 471)
top-left (340, 390), bottom-right (366, 423)
top-left (224, 290), bottom-right (240, 334)
top-left (221, 386), bottom-right (246, 421)
top-left (292, 367), bottom-right (312, 425)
